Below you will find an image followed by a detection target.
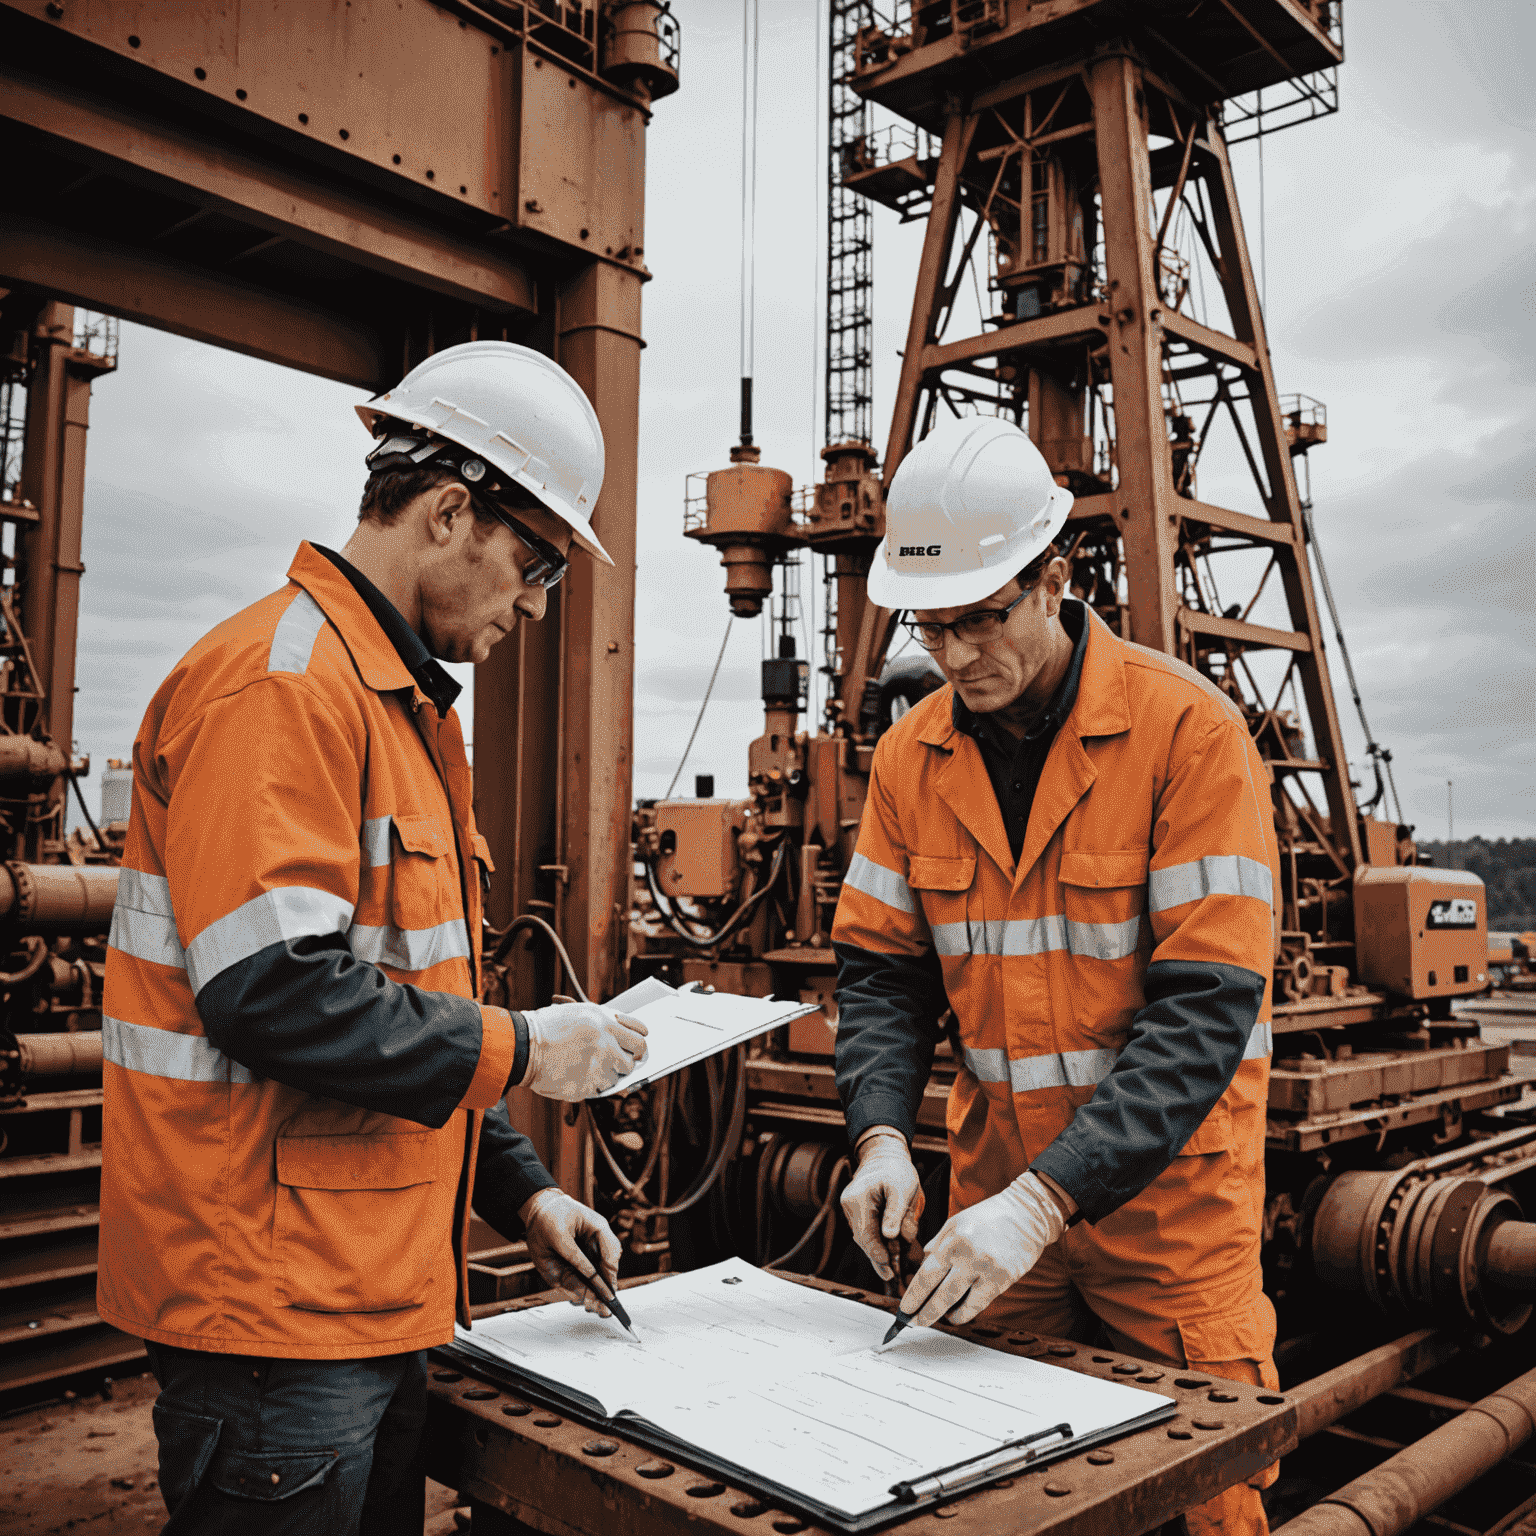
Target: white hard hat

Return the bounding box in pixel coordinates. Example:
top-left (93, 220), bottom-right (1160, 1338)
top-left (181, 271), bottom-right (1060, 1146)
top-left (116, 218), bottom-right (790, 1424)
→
top-left (355, 341), bottom-right (612, 566)
top-left (868, 415), bottom-right (1072, 609)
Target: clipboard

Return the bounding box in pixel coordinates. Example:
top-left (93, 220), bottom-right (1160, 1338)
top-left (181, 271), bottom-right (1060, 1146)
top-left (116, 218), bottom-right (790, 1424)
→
top-left (440, 1331), bottom-right (1175, 1532)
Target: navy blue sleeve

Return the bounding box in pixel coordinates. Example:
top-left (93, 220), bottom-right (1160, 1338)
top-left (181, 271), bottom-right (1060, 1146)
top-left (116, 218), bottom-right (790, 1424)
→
top-left (832, 939), bottom-right (950, 1147)
top-left (196, 933), bottom-right (531, 1129)
top-left (1031, 958), bottom-right (1264, 1224)
top-left (472, 1100), bottom-right (559, 1238)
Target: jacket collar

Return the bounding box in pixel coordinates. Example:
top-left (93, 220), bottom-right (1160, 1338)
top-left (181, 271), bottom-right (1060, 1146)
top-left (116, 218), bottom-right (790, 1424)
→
top-left (285, 541), bottom-right (445, 707)
top-left (915, 603), bottom-right (1133, 883)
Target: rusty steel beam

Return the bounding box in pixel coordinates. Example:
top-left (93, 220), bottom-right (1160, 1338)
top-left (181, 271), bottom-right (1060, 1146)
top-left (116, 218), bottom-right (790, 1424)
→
top-left (1, 212), bottom-right (393, 389)
top-left (0, 61), bottom-right (538, 318)
top-left (1288, 1331), bottom-right (1466, 1445)
top-left (1277, 1365), bottom-right (1536, 1536)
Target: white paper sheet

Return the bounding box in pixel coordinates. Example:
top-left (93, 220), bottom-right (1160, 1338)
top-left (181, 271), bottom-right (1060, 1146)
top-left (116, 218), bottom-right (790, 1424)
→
top-left (595, 982), bottom-right (819, 1097)
top-left (457, 1259), bottom-right (1171, 1520)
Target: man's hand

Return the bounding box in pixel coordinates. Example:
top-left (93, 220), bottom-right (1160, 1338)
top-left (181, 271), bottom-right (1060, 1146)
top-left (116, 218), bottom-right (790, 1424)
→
top-left (841, 1131), bottom-right (924, 1282)
top-left (521, 1002), bottom-right (648, 1100)
top-left (519, 1188), bottom-right (622, 1314)
top-left (897, 1171), bottom-right (1065, 1328)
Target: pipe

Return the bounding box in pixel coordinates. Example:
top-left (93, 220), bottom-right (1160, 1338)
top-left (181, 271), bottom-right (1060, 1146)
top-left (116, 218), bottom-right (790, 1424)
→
top-left (0, 862), bottom-right (119, 933)
top-left (1486, 1223), bottom-right (1536, 1293)
top-left (1289, 1330), bottom-right (1464, 1444)
top-left (16, 1030), bottom-right (103, 1076)
top-left (1277, 1365), bottom-right (1536, 1535)
top-left (0, 736), bottom-right (69, 786)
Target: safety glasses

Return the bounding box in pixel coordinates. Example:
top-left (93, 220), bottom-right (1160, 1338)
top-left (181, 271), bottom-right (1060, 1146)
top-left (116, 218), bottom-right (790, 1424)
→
top-left (475, 496), bottom-right (571, 590)
top-left (899, 587), bottom-right (1031, 652)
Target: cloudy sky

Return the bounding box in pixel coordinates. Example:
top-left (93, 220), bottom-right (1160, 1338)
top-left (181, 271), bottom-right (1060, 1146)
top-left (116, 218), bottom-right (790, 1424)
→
top-left (62, 0), bottom-right (1534, 841)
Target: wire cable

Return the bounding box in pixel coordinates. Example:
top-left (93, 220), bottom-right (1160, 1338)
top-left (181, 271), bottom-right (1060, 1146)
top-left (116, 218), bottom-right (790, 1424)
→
top-left (644, 839), bottom-right (787, 950)
top-left (766, 1157), bottom-right (850, 1270)
top-left (1302, 506), bottom-right (1403, 823)
top-left (664, 616), bottom-right (733, 800)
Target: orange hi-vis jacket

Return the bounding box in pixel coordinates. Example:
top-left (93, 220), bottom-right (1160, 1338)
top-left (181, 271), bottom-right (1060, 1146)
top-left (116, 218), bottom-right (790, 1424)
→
top-left (831, 606), bottom-right (1279, 1241)
top-left (98, 543), bottom-right (546, 1360)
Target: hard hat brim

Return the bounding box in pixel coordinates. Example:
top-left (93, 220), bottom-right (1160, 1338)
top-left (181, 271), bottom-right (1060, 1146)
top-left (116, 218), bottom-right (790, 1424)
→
top-left (867, 484), bottom-right (1073, 610)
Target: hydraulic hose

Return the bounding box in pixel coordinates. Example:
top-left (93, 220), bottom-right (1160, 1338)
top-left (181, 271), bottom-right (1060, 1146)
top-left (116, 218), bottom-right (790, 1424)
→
top-left (643, 838), bottom-right (786, 950)
top-left (766, 1157), bottom-right (850, 1271)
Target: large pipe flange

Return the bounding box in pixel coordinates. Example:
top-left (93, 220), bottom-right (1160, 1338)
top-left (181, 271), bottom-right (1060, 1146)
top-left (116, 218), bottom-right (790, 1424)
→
top-left (1312, 1169), bottom-right (1534, 1333)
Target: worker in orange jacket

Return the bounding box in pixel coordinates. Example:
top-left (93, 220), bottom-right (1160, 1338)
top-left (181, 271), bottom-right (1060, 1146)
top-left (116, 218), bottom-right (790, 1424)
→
top-left (100, 344), bottom-right (647, 1535)
top-left (833, 416), bottom-right (1281, 1536)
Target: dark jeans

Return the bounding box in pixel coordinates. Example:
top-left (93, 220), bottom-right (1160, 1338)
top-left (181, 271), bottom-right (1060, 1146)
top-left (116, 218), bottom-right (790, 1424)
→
top-left (144, 1342), bottom-right (429, 1536)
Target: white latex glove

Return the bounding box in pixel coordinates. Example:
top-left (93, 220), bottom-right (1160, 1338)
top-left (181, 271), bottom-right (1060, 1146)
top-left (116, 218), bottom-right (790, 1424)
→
top-left (897, 1171), bottom-right (1065, 1329)
top-left (840, 1130), bottom-right (924, 1282)
top-left (519, 1188), bottom-right (623, 1315)
top-left (521, 1002), bottom-right (648, 1101)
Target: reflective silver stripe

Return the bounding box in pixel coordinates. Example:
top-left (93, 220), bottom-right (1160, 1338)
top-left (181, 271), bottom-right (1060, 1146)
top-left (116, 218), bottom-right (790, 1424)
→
top-left (934, 914), bottom-right (1138, 961)
top-left (109, 906), bottom-right (187, 970)
top-left (362, 816), bottom-right (393, 869)
top-left (267, 590), bottom-right (328, 676)
top-left (109, 869), bottom-right (186, 970)
top-left (1243, 1020), bottom-right (1273, 1061)
top-left (1065, 916), bottom-right (1142, 961)
top-left (843, 853), bottom-right (916, 916)
top-left (348, 917), bottom-right (471, 972)
top-left (116, 867), bottom-right (174, 917)
top-left (962, 1044), bottom-right (1118, 1092)
top-left (185, 886), bottom-right (355, 994)
top-left (102, 1014), bottom-right (253, 1084)
top-left (932, 919), bottom-right (1005, 957)
top-left (1003, 914), bottom-right (1068, 956)
top-left (1148, 855), bottom-right (1273, 912)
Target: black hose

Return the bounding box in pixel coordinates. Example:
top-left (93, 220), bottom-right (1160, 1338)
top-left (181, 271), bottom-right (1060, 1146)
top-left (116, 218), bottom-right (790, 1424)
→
top-left (643, 840), bottom-right (786, 950)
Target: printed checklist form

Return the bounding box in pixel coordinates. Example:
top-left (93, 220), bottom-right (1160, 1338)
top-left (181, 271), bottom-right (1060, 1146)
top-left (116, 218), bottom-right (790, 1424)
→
top-left (594, 977), bottom-right (820, 1097)
top-left (451, 1259), bottom-right (1174, 1527)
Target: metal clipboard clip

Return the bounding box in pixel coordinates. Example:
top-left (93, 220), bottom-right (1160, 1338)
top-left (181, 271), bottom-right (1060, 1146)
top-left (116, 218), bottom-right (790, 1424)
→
top-left (890, 1422), bottom-right (1075, 1505)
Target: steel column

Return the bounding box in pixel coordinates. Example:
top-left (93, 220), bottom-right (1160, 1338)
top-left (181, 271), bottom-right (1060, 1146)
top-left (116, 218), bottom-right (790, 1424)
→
top-left (1088, 52), bottom-right (1181, 656)
top-left (473, 262), bottom-right (643, 1192)
top-left (16, 301), bottom-right (96, 756)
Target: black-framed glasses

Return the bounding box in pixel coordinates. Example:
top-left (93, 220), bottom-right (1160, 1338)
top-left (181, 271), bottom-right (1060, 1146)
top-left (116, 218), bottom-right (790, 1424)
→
top-left (899, 587), bottom-right (1031, 652)
top-left (471, 492), bottom-right (571, 590)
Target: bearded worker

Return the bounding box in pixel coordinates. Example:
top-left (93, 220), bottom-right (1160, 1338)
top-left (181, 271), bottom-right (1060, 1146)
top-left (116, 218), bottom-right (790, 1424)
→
top-left (833, 415), bottom-right (1281, 1536)
top-left (99, 343), bottom-right (647, 1535)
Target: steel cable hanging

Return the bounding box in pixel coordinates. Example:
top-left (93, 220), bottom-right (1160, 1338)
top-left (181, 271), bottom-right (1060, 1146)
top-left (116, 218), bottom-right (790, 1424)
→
top-left (1302, 506), bottom-right (1403, 822)
top-left (663, 615), bottom-right (734, 799)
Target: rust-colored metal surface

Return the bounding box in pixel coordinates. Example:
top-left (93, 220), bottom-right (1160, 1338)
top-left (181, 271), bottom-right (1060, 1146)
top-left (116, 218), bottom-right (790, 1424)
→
top-left (425, 1276), bottom-right (1298, 1536)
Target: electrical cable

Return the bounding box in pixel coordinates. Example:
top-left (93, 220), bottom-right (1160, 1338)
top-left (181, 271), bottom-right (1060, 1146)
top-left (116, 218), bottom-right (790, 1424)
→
top-left (64, 761), bottom-right (107, 853)
top-left (663, 616), bottom-right (733, 800)
top-left (1302, 507), bottom-right (1403, 823)
top-left (487, 913), bottom-right (590, 1002)
top-left (643, 838), bottom-right (787, 950)
top-left (766, 1156), bottom-right (850, 1270)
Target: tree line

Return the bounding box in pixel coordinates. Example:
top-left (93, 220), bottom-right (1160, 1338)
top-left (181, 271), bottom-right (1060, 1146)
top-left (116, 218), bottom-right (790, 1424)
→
top-left (1417, 838), bottom-right (1536, 931)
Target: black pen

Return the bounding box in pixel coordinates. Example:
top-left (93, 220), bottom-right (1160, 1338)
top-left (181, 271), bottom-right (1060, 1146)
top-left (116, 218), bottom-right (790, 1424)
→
top-left (879, 1297), bottom-right (958, 1350)
top-left (574, 1237), bottom-right (642, 1346)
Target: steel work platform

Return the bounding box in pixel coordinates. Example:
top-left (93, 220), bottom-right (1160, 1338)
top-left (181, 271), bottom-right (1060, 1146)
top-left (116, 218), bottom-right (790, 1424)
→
top-left (424, 1275), bottom-right (1297, 1536)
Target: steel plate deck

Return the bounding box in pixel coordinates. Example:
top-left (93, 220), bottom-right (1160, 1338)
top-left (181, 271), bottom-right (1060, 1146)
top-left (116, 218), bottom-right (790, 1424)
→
top-left (424, 1275), bottom-right (1297, 1536)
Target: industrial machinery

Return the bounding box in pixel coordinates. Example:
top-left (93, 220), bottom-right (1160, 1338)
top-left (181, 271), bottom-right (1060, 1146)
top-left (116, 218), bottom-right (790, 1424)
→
top-left (614, 3), bottom-right (1536, 1528)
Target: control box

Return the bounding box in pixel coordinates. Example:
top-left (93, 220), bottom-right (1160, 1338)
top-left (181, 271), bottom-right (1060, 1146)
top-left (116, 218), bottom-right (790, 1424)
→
top-left (654, 799), bottom-right (742, 899)
top-left (1353, 866), bottom-right (1488, 1000)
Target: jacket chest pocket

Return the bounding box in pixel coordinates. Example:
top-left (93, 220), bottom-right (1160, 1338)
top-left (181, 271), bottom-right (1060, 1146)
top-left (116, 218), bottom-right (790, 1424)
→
top-left (272, 1133), bottom-right (439, 1313)
top-left (908, 854), bottom-right (979, 958)
top-left (379, 812), bottom-right (466, 954)
top-left (1057, 850), bottom-right (1149, 963)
